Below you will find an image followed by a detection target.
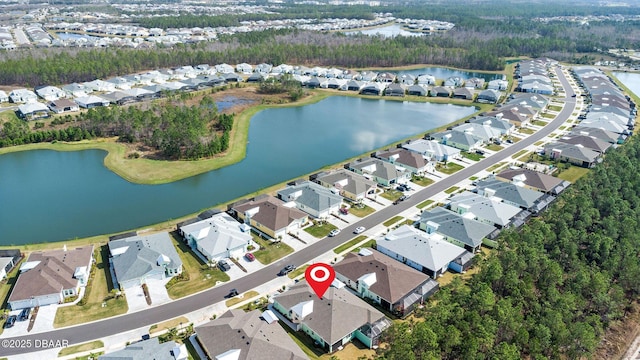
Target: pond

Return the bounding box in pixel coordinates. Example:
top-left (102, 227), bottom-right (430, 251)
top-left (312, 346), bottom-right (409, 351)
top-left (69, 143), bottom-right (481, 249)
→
top-left (0, 96), bottom-right (475, 245)
top-left (612, 72), bottom-right (640, 98)
top-left (344, 24), bottom-right (427, 38)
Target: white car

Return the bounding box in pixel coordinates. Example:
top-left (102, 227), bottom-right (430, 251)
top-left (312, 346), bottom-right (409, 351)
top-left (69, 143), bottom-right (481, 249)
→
top-left (328, 229), bottom-right (341, 237)
top-left (353, 226), bottom-right (366, 234)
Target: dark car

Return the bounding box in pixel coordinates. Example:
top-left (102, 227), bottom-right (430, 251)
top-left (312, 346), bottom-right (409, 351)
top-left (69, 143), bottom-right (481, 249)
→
top-left (571, 94), bottom-right (577, 97)
top-left (396, 185), bottom-right (406, 192)
top-left (18, 308), bottom-right (30, 322)
top-left (227, 288), bottom-right (239, 298)
top-left (339, 207), bottom-right (349, 215)
top-left (278, 264), bottom-right (296, 276)
top-left (218, 260), bottom-right (231, 272)
top-left (4, 315), bottom-right (17, 329)
top-left (475, 149), bottom-right (486, 155)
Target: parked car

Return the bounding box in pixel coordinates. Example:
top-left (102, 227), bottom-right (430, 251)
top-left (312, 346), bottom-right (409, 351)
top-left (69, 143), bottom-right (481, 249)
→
top-left (245, 253), bottom-right (256, 262)
top-left (396, 185), bottom-right (406, 192)
top-left (4, 315), bottom-right (16, 329)
top-left (571, 94), bottom-right (577, 97)
top-left (227, 288), bottom-right (239, 298)
top-left (506, 139), bottom-right (513, 144)
top-left (475, 149), bottom-right (486, 155)
top-left (18, 308), bottom-right (30, 322)
top-left (339, 207), bottom-right (349, 215)
top-left (278, 264), bottom-right (296, 276)
top-left (328, 229), bottom-right (340, 237)
top-left (399, 195), bottom-right (409, 201)
top-left (354, 226), bottom-right (366, 234)
top-left (218, 260), bottom-right (231, 272)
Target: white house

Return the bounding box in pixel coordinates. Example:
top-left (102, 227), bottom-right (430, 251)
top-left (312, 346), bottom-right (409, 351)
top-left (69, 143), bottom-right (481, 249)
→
top-left (178, 213), bottom-right (252, 263)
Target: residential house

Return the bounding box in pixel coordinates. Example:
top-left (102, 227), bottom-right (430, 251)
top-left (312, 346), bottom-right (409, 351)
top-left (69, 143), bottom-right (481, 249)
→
top-left (557, 134), bottom-right (612, 154)
top-left (432, 130), bottom-right (485, 152)
top-left (313, 169), bottom-right (377, 202)
top-left (376, 225), bottom-right (474, 277)
top-left (419, 207), bottom-right (497, 251)
top-left (271, 281), bottom-right (391, 353)
top-left (454, 123), bottom-right (503, 143)
top-left (8, 245), bottom-right (93, 310)
top-left (175, 65), bottom-right (198, 79)
top-left (488, 79), bottom-right (509, 91)
top-left (543, 142), bottom-right (602, 168)
top-left (195, 309), bottom-right (308, 360)
top-left (230, 195), bottom-right (308, 239)
top-left (444, 76), bottom-right (464, 87)
top-left (0, 250), bottom-right (19, 281)
top-left (236, 63), bottom-right (253, 74)
top-left (74, 95), bottom-right (110, 109)
top-left (406, 84), bottom-right (428, 96)
top-left (124, 88), bottom-right (155, 100)
top-left (375, 148), bottom-right (434, 174)
top-left (9, 89), bottom-right (38, 103)
top-left (108, 232), bottom-right (182, 289)
top-left (222, 73), bottom-right (242, 83)
top-left (348, 158), bottom-right (410, 187)
top-left (398, 74), bottom-right (416, 85)
top-left (453, 87), bottom-right (474, 100)
top-left (178, 213), bottom-right (252, 264)
top-left (247, 72), bottom-right (267, 83)
top-left (518, 80), bottom-right (553, 95)
top-left (35, 85), bottom-right (66, 101)
top-left (465, 77), bottom-right (485, 89)
top-left (496, 167), bottom-right (570, 194)
top-left (255, 63), bottom-right (273, 74)
top-left (570, 126), bottom-right (624, 144)
top-left (476, 89), bottom-right (502, 103)
top-left (474, 177), bottom-right (553, 214)
top-left (448, 191), bottom-right (523, 229)
top-left (17, 102), bottom-right (49, 120)
top-left (578, 117), bottom-right (629, 135)
top-left (215, 63), bottom-right (235, 74)
top-left (61, 83), bottom-right (89, 98)
top-left (305, 77), bottom-right (322, 89)
top-left (416, 74), bottom-right (436, 85)
top-left (360, 83), bottom-right (385, 96)
top-left (377, 72), bottom-right (396, 83)
top-left (334, 248), bottom-right (439, 317)
top-left (430, 86), bottom-right (450, 97)
top-left (344, 80), bottom-right (365, 92)
top-left (469, 115), bottom-right (513, 135)
top-left (48, 99), bottom-right (79, 114)
top-left (401, 139), bottom-right (461, 162)
top-left (98, 337), bottom-right (187, 360)
top-left (84, 79), bottom-right (117, 92)
top-left (277, 181), bottom-right (343, 219)
top-left (99, 91), bottom-right (136, 105)
top-left (488, 107), bottom-right (530, 127)
top-left (384, 83), bottom-right (405, 97)
top-left (0, 90), bottom-right (8, 103)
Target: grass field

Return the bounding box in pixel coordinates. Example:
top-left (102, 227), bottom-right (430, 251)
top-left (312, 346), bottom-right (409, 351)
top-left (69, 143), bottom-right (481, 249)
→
top-left (541, 113), bottom-right (556, 119)
top-left (436, 162), bottom-right (464, 174)
top-left (334, 235), bottom-right (368, 254)
top-left (519, 127), bottom-right (536, 134)
top-left (304, 222), bottom-right (338, 238)
top-left (251, 234), bottom-right (294, 265)
top-left (355, 239), bottom-right (377, 252)
top-left (445, 186), bottom-right (460, 194)
top-left (165, 232), bottom-right (230, 299)
top-left (461, 151), bottom-right (484, 161)
top-left (417, 199), bottom-right (435, 209)
top-left (288, 264), bottom-right (309, 279)
top-left (486, 162), bottom-right (506, 172)
top-left (512, 149), bottom-right (529, 159)
top-left (534, 141), bottom-right (545, 146)
top-left (348, 204), bottom-right (375, 217)
top-left (411, 175), bottom-right (434, 186)
top-left (531, 120), bottom-right (548, 126)
top-left (54, 247), bottom-right (128, 328)
top-left (149, 316), bottom-right (189, 335)
top-left (486, 144), bottom-right (504, 151)
top-left (225, 290), bottom-right (259, 307)
top-left (57, 340), bottom-right (104, 357)
top-left (557, 166), bottom-right (590, 182)
top-left (517, 152), bottom-right (533, 162)
top-left (548, 105), bottom-right (563, 112)
top-left (383, 216), bottom-right (404, 227)
top-left (381, 189), bottom-right (403, 201)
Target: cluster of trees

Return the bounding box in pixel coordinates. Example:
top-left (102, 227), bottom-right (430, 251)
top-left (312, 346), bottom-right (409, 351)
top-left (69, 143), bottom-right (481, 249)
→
top-left (257, 74), bottom-right (305, 101)
top-left (76, 98), bottom-right (233, 159)
top-left (376, 137), bottom-right (640, 359)
top-left (0, 117), bottom-right (93, 147)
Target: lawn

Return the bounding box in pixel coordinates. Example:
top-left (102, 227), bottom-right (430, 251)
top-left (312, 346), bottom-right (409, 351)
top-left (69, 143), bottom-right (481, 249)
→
top-left (534, 141), bottom-right (545, 146)
top-left (149, 316), bottom-right (189, 335)
top-left (510, 136), bottom-right (522, 143)
top-left (436, 162), bottom-right (464, 174)
top-left (355, 239), bottom-right (377, 252)
top-left (531, 120), bottom-right (548, 127)
top-left (225, 290), bottom-right (259, 307)
top-left (417, 199), bottom-right (434, 209)
top-left (517, 152), bottom-right (533, 162)
top-left (288, 264), bottom-right (309, 279)
top-left (304, 222), bottom-right (338, 238)
top-left (251, 234), bottom-right (294, 265)
top-left (165, 232), bottom-right (230, 299)
top-left (557, 166), bottom-right (590, 183)
top-left (445, 186), bottom-right (460, 194)
top-left (334, 235), bottom-right (368, 254)
top-left (381, 189), bottom-right (403, 201)
top-left (512, 149), bottom-right (528, 159)
top-left (348, 203), bottom-right (375, 217)
top-left (58, 340), bottom-right (104, 357)
top-left (559, 126), bottom-right (567, 130)
top-left (519, 127), bottom-right (535, 134)
top-left (411, 175), bottom-right (434, 186)
top-left (469, 176), bottom-right (478, 181)
top-left (383, 216), bottom-right (404, 227)
top-left (541, 113), bottom-right (556, 119)
top-left (55, 246), bottom-right (128, 328)
top-left (461, 151), bottom-right (484, 161)
top-left (486, 162), bottom-right (506, 172)
top-left (486, 144), bottom-right (504, 151)
top-left (548, 105), bottom-right (563, 111)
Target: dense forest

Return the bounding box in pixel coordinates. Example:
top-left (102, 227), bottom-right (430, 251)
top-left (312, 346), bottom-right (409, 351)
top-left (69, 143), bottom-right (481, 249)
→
top-left (376, 136), bottom-right (640, 359)
top-left (0, 97), bottom-right (233, 160)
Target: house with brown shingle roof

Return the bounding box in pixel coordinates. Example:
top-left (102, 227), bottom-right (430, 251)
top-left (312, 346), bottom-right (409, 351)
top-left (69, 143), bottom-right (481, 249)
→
top-left (231, 195), bottom-right (308, 239)
top-left (375, 148), bottom-right (435, 175)
top-left (333, 248), bottom-right (439, 318)
top-left (272, 281), bottom-right (391, 353)
top-left (8, 245), bottom-right (94, 310)
top-left (495, 168), bottom-right (570, 195)
top-left (195, 309), bottom-right (308, 360)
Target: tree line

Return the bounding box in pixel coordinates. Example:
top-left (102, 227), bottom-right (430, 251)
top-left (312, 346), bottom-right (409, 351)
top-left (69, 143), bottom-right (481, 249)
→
top-left (376, 136), bottom-right (640, 359)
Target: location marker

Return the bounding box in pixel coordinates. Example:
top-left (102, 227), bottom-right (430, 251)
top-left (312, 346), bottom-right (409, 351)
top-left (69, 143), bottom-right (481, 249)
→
top-left (305, 263), bottom-right (336, 299)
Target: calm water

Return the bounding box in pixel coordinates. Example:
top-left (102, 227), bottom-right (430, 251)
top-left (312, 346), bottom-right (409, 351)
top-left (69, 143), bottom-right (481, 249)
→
top-left (612, 72), bottom-right (640, 98)
top-left (0, 96), bottom-right (475, 244)
top-left (345, 24), bottom-right (426, 38)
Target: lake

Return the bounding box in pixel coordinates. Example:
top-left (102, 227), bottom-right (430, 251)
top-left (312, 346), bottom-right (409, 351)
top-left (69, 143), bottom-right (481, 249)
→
top-left (612, 72), bottom-right (640, 98)
top-left (345, 24), bottom-right (427, 38)
top-left (0, 96), bottom-right (475, 245)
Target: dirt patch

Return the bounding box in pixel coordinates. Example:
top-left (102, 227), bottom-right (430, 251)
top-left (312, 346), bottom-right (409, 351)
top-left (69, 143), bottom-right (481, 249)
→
top-left (595, 301), bottom-right (640, 359)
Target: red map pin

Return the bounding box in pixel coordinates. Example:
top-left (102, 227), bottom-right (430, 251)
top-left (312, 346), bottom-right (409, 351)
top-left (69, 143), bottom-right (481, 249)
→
top-left (305, 263), bottom-right (336, 299)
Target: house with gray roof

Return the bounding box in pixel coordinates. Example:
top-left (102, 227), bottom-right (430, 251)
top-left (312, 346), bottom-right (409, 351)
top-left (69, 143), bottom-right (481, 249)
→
top-left (465, 77), bottom-right (485, 89)
top-left (314, 169), bottom-right (377, 202)
top-left (48, 99), bottom-right (79, 114)
top-left (453, 87), bottom-right (473, 100)
top-left (402, 139), bottom-right (461, 162)
top-left (475, 178), bottom-right (552, 214)
top-left (375, 148), bottom-right (434, 174)
top-left (35, 85), bottom-right (66, 101)
top-left (62, 83), bottom-right (90, 98)
top-left (8, 245), bottom-right (93, 310)
top-left (444, 76), bottom-right (464, 87)
top-left (195, 309), bottom-right (308, 360)
top-left (9, 88), bottom-right (38, 103)
top-left (431, 86), bottom-right (450, 97)
top-left (407, 84), bottom-right (428, 96)
top-left (384, 83), bottom-right (405, 97)
top-left (416, 74), bottom-right (436, 85)
top-left (543, 142), bottom-right (602, 168)
top-left (0, 90), bottom-right (8, 103)
top-left (277, 181), bottom-right (343, 219)
top-left (432, 129), bottom-right (485, 151)
top-left (272, 281), bottom-right (391, 353)
top-left (419, 207), bottom-right (497, 251)
top-left (570, 126), bottom-right (624, 144)
top-left (334, 248), bottom-right (439, 317)
top-left (488, 79), bottom-right (508, 91)
top-left (447, 191), bottom-right (523, 228)
top-left (476, 89), bottom-right (502, 103)
top-left (376, 225), bottom-right (473, 278)
top-left (348, 158), bottom-right (410, 187)
top-left (75, 95), bottom-right (110, 109)
top-left (99, 91), bottom-right (135, 105)
top-left (496, 167), bottom-right (570, 195)
top-left (398, 73), bottom-right (416, 85)
top-left (17, 102), bottom-right (49, 120)
top-left (360, 83), bottom-right (385, 96)
top-left (578, 117), bottom-right (629, 135)
top-left (98, 337), bottom-right (187, 360)
top-left (452, 123), bottom-right (503, 143)
top-left (231, 195), bottom-right (308, 239)
top-left (178, 213), bottom-right (252, 264)
top-left (469, 115), bottom-right (514, 135)
top-left (108, 232), bottom-right (182, 289)
top-left (557, 134), bottom-right (612, 154)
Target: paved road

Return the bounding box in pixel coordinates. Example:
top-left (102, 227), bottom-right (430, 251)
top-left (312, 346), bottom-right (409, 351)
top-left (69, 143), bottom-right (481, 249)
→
top-left (0, 67), bottom-right (577, 357)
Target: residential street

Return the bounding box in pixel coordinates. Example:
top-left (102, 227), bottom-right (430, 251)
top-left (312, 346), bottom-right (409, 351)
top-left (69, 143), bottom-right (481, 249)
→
top-left (0, 66), bottom-right (577, 358)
